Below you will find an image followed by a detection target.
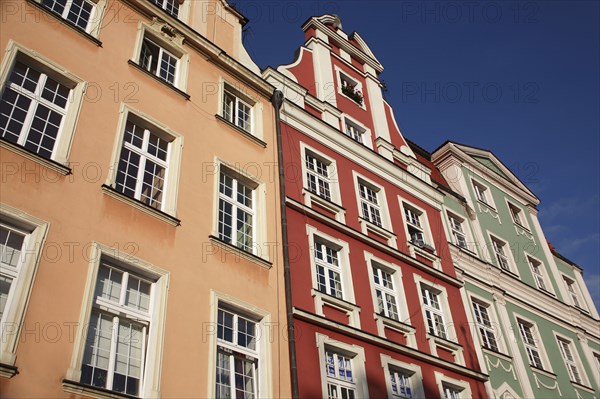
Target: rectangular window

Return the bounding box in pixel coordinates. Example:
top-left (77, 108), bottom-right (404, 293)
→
top-left (563, 277), bottom-right (582, 308)
top-left (372, 266), bottom-right (399, 321)
top-left (518, 320), bottom-right (543, 369)
top-left (359, 182), bottom-right (382, 227)
top-left (215, 306), bottom-right (259, 399)
top-left (421, 286), bottom-right (446, 339)
top-left (151, 0), bottom-right (179, 17)
top-left (139, 36), bottom-right (179, 85)
top-left (508, 202), bottom-right (525, 227)
top-left (491, 237), bottom-right (511, 272)
top-left (115, 118), bottom-right (170, 210)
top-left (472, 301), bottom-right (498, 352)
top-left (41, 0), bottom-right (96, 32)
top-left (306, 152), bottom-right (332, 201)
top-left (315, 241), bottom-right (342, 299)
top-left (1, 60), bottom-right (70, 160)
top-left (325, 350), bottom-right (356, 399)
top-left (557, 338), bottom-right (582, 384)
top-left (389, 366), bottom-right (413, 398)
top-left (0, 225), bottom-right (26, 322)
top-left (218, 171), bottom-right (255, 253)
top-left (344, 119), bottom-right (365, 144)
top-left (80, 262), bottom-right (154, 396)
top-left (222, 86), bottom-right (252, 133)
top-left (442, 384), bottom-right (461, 399)
top-left (448, 213), bottom-right (467, 249)
top-left (528, 257), bottom-right (547, 291)
top-left (405, 207), bottom-right (425, 246)
top-left (473, 181), bottom-right (489, 205)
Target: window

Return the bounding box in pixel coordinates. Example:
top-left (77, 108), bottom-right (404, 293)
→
top-left (306, 152), bottom-right (332, 201)
top-left (472, 300), bottom-right (498, 352)
top-left (421, 286), bottom-right (446, 339)
top-left (41, 0), bottom-right (96, 32)
top-left (151, 0), bottom-right (179, 17)
top-left (557, 338), bottom-right (582, 384)
top-left (563, 276), bottom-right (582, 308)
top-left (337, 70), bottom-right (363, 106)
top-left (139, 36), bottom-right (179, 85)
top-left (372, 265), bottom-right (399, 321)
top-left (315, 241), bottom-right (343, 299)
top-left (404, 206), bottom-right (429, 248)
top-left (218, 170), bottom-right (255, 253)
top-left (1, 57), bottom-right (74, 162)
top-left (508, 202), bottom-right (525, 227)
top-left (79, 263), bottom-right (154, 395)
top-left (528, 256), bottom-right (548, 291)
top-left (0, 205), bottom-right (48, 374)
top-left (517, 319), bottom-right (544, 369)
top-left (344, 118), bottom-right (365, 144)
top-left (216, 306), bottom-right (259, 399)
top-left (358, 182), bottom-right (382, 227)
top-left (491, 237), bottom-right (511, 272)
top-left (222, 85), bottom-right (252, 133)
top-left (64, 243), bottom-right (168, 397)
top-left (115, 117), bottom-right (171, 211)
top-left (325, 350), bottom-right (356, 399)
top-left (442, 384), bottom-right (461, 399)
top-left (447, 213), bottom-right (468, 249)
top-left (389, 367), bottom-right (413, 398)
top-left (473, 181), bottom-right (490, 205)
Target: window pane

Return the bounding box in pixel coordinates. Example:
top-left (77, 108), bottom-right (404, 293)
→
top-left (218, 309), bottom-right (234, 343)
top-left (95, 265), bottom-right (123, 303)
top-left (0, 275), bottom-right (13, 320)
top-left (114, 321), bottom-right (144, 395)
top-left (216, 350), bottom-right (231, 399)
top-left (0, 227), bottom-right (25, 267)
top-left (81, 312), bottom-right (113, 389)
top-left (125, 276), bottom-right (151, 313)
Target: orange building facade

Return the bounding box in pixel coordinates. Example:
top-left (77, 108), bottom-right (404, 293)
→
top-left (0, 0), bottom-right (291, 397)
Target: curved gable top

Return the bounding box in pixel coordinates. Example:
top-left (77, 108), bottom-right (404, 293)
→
top-left (433, 141), bottom-right (540, 204)
top-left (349, 31), bottom-right (380, 65)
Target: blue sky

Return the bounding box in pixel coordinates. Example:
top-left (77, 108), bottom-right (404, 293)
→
top-left (234, 0), bottom-right (599, 308)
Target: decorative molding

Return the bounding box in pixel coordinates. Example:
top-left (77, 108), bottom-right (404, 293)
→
top-left (532, 371), bottom-right (561, 396)
top-left (485, 355), bottom-right (517, 380)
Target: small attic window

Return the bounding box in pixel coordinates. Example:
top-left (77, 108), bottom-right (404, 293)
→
top-left (338, 71), bottom-right (363, 106)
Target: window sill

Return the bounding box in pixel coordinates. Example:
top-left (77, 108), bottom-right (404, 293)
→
top-left (1, 138), bottom-right (71, 176)
top-left (427, 333), bottom-right (461, 350)
top-left (481, 347), bottom-right (512, 362)
top-left (0, 362), bottom-right (18, 378)
top-left (476, 200), bottom-right (497, 213)
top-left (407, 241), bottom-right (441, 269)
top-left (208, 235), bottom-right (272, 269)
top-left (101, 184), bottom-right (181, 226)
top-left (63, 380), bottom-right (139, 399)
top-left (338, 90), bottom-right (366, 111)
top-left (375, 313), bottom-right (415, 335)
top-left (530, 365), bottom-right (556, 379)
top-left (312, 288), bottom-right (361, 328)
top-left (215, 114), bottom-right (266, 148)
top-left (26, 0), bottom-right (102, 46)
top-left (572, 381), bottom-right (596, 394)
top-left (128, 60), bottom-right (190, 100)
top-left (359, 218), bottom-right (396, 247)
top-left (302, 189), bottom-right (345, 222)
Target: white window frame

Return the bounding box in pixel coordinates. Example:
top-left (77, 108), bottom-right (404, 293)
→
top-left (0, 204), bottom-right (48, 371)
top-left (354, 172), bottom-right (396, 247)
top-left (365, 252), bottom-right (415, 347)
top-left (487, 233), bottom-right (518, 276)
top-left (525, 253), bottom-right (552, 294)
top-left (434, 372), bottom-right (472, 399)
top-left (38, 0), bottom-right (107, 36)
top-left (342, 115), bottom-right (372, 148)
top-left (132, 22), bottom-right (188, 91)
top-left (554, 333), bottom-right (588, 386)
top-left (210, 160), bottom-right (267, 258)
top-left (515, 316), bottom-right (551, 372)
top-left (446, 211), bottom-right (469, 250)
top-left (562, 274), bottom-right (585, 310)
top-left (506, 200), bottom-right (530, 230)
top-left (219, 80), bottom-right (264, 140)
top-left (381, 354), bottom-right (425, 399)
top-left (64, 242), bottom-right (169, 397)
top-left (0, 41), bottom-right (86, 169)
top-left (307, 226), bottom-right (360, 327)
top-left (206, 291), bottom-right (272, 399)
top-left (150, 0), bottom-right (190, 21)
top-left (471, 178), bottom-right (495, 209)
top-left (105, 104), bottom-right (182, 219)
top-left (316, 333), bottom-right (368, 399)
top-left (399, 199), bottom-right (436, 255)
top-left (470, 298), bottom-right (501, 353)
top-left (300, 143), bottom-right (345, 222)
top-left (334, 66), bottom-right (365, 109)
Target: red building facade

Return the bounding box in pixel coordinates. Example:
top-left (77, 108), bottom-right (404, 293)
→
top-left (264, 15), bottom-right (488, 398)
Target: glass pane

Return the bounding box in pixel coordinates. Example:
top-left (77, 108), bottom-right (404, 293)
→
top-left (125, 275), bottom-right (151, 313)
top-left (80, 312), bottom-right (113, 389)
top-left (0, 275), bottom-right (13, 320)
top-left (216, 350), bottom-right (231, 399)
top-left (95, 265), bottom-right (123, 303)
top-left (217, 309), bottom-right (234, 343)
top-left (0, 226), bottom-right (25, 267)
